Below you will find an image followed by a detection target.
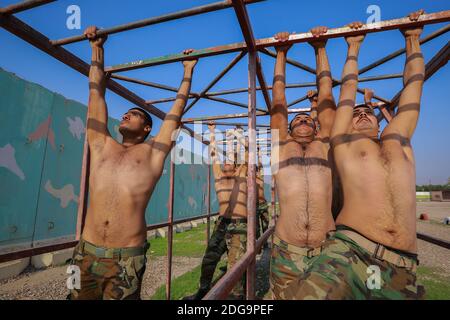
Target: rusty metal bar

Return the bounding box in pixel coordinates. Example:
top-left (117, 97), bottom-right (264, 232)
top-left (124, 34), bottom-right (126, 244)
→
top-left (377, 103), bottom-right (393, 123)
top-left (110, 74), bottom-right (198, 97)
top-left (182, 106), bottom-right (313, 123)
top-left (0, 212), bottom-right (220, 264)
top-left (256, 11), bottom-right (450, 48)
top-left (288, 86), bottom-right (390, 109)
top-left (201, 121), bottom-right (270, 128)
top-left (206, 164), bottom-right (212, 243)
top-left (0, 0), bottom-right (55, 14)
top-left (203, 73), bottom-right (401, 98)
top-left (255, 59), bottom-right (272, 111)
top-left (206, 82), bottom-right (316, 97)
top-left (51, 0), bottom-right (265, 46)
top-left (75, 117), bottom-right (90, 240)
top-left (417, 232), bottom-right (450, 250)
top-left (147, 95), bottom-right (264, 110)
top-left (0, 14), bottom-right (204, 141)
top-left (183, 51), bottom-right (246, 114)
top-left (203, 226), bottom-right (274, 300)
top-left (0, 241), bottom-right (79, 264)
top-left (228, 0), bottom-right (272, 112)
top-left (359, 24), bottom-right (450, 75)
top-left (245, 51), bottom-right (258, 300)
top-left (260, 48), bottom-right (394, 107)
top-left (166, 159), bottom-right (176, 300)
top-left (260, 48), bottom-right (316, 74)
top-left (183, 111), bottom-right (267, 123)
top-left (107, 11), bottom-right (450, 73)
top-left (206, 95), bottom-right (267, 113)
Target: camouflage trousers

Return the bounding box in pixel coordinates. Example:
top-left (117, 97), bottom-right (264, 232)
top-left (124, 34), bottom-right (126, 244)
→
top-left (68, 239), bottom-right (148, 300)
top-left (269, 235), bottom-right (323, 300)
top-left (199, 217), bottom-right (247, 298)
top-left (283, 228), bottom-right (425, 300)
top-left (257, 202), bottom-right (270, 237)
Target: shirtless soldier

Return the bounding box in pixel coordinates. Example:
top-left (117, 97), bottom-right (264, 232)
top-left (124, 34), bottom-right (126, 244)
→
top-left (186, 124), bottom-right (248, 300)
top-left (269, 27), bottom-right (337, 300)
top-left (68, 26), bottom-right (197, 300)
top-left (288, 10), bottom-right (426, 299)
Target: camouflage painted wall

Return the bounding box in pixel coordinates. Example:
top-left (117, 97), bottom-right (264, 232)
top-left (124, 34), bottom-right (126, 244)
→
top-left (0, 68), bottom-right (272, 253)
top-left (0, 69), bottom-right (214, 252)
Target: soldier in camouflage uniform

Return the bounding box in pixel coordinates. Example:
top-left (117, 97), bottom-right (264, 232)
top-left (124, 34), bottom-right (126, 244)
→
top-left (256, 150), bottom-right (270, 239)
top-left (225, 220), bottom-right (248, 298)
top-left (283, 227), bottom-right (424, 300)
top-left (270, 235), bottom-right (323, 299)
top-left (257, 202), bottom-right (270, 238)
top-left (269, 28), bottom-right (337, 300)
top-left (184, 124), bottom-right (248, 300)
top-left (68, 239), bottom-right (149, 300)
top-left (72, 27), bottom-right (197, 300)
top-left (289, 12), bottom-right (427, 300)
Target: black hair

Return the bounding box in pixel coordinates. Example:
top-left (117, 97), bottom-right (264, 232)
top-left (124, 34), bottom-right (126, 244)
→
top-left (354, 104), bottom-right (375, 111)
top-left (129, 108), bottom-right (153, 139)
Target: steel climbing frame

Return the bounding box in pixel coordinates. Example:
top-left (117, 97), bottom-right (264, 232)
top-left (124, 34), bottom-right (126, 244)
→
top-left (0, 0), bottom-right (450, 301)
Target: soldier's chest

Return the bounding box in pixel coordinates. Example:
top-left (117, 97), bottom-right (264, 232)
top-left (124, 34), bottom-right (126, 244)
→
top-left (92, 147), bottom-right (151, 179)
top-left (278, 142), bottom-right (328, 169)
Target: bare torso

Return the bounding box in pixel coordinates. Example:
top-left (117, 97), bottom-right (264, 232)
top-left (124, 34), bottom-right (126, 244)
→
top-left (215, 165), bottom-right (248, 219)
top-left (82, 138), bottom-right (164, 248)
top-left (335, 132), bottom-right (417, 253)
top-left (274, 135), bottom-right (335, 248)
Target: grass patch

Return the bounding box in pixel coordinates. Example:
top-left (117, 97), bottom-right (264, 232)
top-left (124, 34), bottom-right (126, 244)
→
top-left (151, 260), bottom-right (227, 300)
top-left (147, 224), bottom-right (211, 258)
top-left (417, 266), bottom-right (450, 300)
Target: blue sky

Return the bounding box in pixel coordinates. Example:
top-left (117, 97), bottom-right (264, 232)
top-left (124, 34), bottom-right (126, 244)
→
top-left (1, 0), bottom-right (449, 184)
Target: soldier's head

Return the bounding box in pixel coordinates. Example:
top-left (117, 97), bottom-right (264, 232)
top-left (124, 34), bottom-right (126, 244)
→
top-left (351, 104), bottom-right (379, 136)
top-left (119, 108), bottom-right (152, 142)
top-left (223, 162), bottom-right (236, 177)
top-left (289, 112), bottom-right (317, 143)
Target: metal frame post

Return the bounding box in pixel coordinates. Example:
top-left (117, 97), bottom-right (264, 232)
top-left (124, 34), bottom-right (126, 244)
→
top-left (166, 158), bottom-right (176, 300)
top-left (75, 116), bottom-right (90, 240)
top-left (245, 51), bottom-right (258, 300)
top-left (206, 164), bottom-right (212, 242)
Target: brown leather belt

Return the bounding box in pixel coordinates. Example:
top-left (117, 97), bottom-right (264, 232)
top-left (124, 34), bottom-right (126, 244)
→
top-left (273, 235), bottom-right (322, 258)
top-left (338, 230), bottom-right (417, 271)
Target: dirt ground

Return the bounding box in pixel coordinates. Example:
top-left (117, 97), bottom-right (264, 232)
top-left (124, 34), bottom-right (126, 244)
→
top-left (0, 256), bottom-right (201, 300)
top-left (1, 202), bottom-right (448, 300)
top-left (416, 202), bottom-right (450, 277)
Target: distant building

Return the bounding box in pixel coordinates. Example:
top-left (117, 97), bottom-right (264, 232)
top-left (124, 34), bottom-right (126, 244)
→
top-left (430, 191), bottom-right (450, 202)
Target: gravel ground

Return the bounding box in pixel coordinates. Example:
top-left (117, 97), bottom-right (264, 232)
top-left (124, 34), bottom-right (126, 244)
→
top-left (0, 256), bottom-right (201, 300)
top-left (417, 201), bottom-right (450, 223)
top-left (416, 202), bottom-right (450, 277)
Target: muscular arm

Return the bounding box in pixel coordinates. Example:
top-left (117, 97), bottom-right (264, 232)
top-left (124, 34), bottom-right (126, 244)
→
top-left (384, 26), bottom-right (424, 139)
top-left (152, 61), bottom-right (196, 160)
top-left (85, 28), bottom-right (111, 151)
top-left (309, 27), bottom-right (336, 138)
top-left (271, 33), bottom-right (291, 141)
top-left (315, 45), bottom-right (336, 138)
top-left (331, 24), bottom-right (365, 141)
